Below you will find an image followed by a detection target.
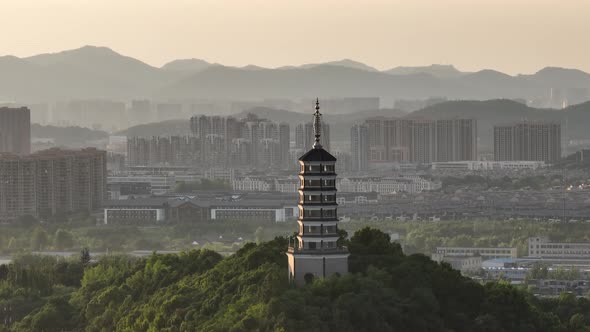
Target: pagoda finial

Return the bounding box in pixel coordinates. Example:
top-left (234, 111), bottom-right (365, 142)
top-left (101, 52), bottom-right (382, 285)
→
top-left (313, 98), bottom-right (322, 149)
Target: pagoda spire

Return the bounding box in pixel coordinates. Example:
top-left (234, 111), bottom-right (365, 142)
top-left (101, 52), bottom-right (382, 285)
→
top-left (313, 98), bottom-right (322, 149)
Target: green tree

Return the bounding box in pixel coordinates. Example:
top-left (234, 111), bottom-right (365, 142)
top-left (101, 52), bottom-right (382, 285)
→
top-left (527, 262), bottom-right (549, 280)
top-left (30, 227), bottom-right (48, 251)
top-left (337, 228), bottom-right (349, 247)
top-left (7, 236), bottom-right (17, 250)
top-left (80, 248), bottom-right (91, 266)
top-left (348, 227), bottom-right (404, 273)
top-left (569, 313), bottom-right (589, 332)
top-left (255, 226), bottom-right (264, 243)
top-left (54, 229), bottom-right (75, 250)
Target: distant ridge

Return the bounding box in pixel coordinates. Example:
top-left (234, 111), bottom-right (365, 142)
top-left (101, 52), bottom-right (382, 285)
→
top-left (295, 59), bottom-right (379, 72)
top-left (161, 58), bottom-right (217, 72)
top-left (385, 64), bottom-right (465, 78)
top-left (2, 45), bottom-right (590, 103)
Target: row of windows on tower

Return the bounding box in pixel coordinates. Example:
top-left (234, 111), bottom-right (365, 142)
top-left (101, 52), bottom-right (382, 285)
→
top-left (299, 208), bottom-right (337, 218)
top-left (300, 194), bottom-right (336, 204)
top-left (300, 179), bottom-right (336, 188)
top-left (299, 224), bottom-right (338, 235)
top-left (300, 240), bottom-right (337, 250)
top-left (300, 164), bottom-right (335, 173)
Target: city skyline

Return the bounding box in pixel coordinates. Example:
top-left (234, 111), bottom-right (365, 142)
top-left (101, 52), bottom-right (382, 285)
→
top-left (2, 0), bottom-right (590, 75)
top-left (3, 1), bottom-right (590, 330)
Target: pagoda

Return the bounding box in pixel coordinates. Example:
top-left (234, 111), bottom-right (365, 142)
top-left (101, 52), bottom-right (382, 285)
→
top-left (286, 99), bottom-right (349, 286)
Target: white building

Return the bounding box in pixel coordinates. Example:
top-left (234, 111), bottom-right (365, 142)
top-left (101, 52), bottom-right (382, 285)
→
top-left (529, 236), bottom-right (590, 258)
top-left (274, 177), bottom-right (299, 193)
top-left (205, 167), bottom-right (235, 182)
top-left (435, 246), bottom-right (518, 260)
top-left (431, 160), bottom-right (546, 171)
top-left (210, 201), bottom-right (298, 222)
top-left (337, 176), bottom-right (441, 194)
top-left (232, 176), bottom-right (273, 191)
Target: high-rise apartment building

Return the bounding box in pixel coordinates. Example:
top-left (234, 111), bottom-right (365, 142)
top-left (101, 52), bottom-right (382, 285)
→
top-left (54, 100), bottom-right (126, 130)
top-left (127, 136), bottom-right (199, 166)
top-left (494, 122), bottom-right (561, 162)
top-left (0, 107), bottom-right (31, 155)
top-left (494, 125), bottom-right (514, 161)
top-left (350, 124), bottom-right (369, 171)
top-left (365, 118), bottom-right (386, 162)
top-left (295, 124), bottom-right (306, 150)
top-left (190, 114), bottom-right (291, 170)
top-left (409, 120), bottom-right (437, 163)
top-left (34, 148), bottom-right (107, 219)
top-left (279, 123), bottom-right (291, 169)
top-left (0, 154), bottom-right (36, 222)
top-left (128, 100), bottom-right (152, 125)
top-left (359, 117), bottom-right (477, 165)
top-left (435, 119), bottom-right (478, 162)
top-left (0, 148), bottom-right (107, 223)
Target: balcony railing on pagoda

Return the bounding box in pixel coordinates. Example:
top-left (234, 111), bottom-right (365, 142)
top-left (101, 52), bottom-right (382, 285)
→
top-left (287, 236), bottom-right (347, 254)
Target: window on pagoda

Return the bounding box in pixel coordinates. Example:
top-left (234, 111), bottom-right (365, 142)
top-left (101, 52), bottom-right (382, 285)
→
top-left (323, 164), bottom-right (335, 172)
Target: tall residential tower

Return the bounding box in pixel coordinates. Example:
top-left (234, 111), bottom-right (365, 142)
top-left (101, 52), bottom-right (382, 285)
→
top-left (0, 107), bottom-right (31, 155)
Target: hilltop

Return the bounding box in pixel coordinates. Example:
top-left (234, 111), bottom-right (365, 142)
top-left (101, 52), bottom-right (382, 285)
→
top-left (3, 228), bottom-right (588, 331)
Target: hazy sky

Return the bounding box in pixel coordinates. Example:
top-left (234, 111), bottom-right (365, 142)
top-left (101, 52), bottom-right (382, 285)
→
top-left (2, 0), bottom-right (589, 74)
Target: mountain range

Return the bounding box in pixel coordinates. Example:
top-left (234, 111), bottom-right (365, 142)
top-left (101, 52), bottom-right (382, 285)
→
top-left (2, 45), bottom-right (590, 104)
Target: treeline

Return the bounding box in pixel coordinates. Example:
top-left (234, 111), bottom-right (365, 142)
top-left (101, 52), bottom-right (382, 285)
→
top-left (0, 219), bottom-right (294, 255)
top-left (341, 219), bottom-right (590, 258)
top-left (1, 228), bottom-right (590, 331)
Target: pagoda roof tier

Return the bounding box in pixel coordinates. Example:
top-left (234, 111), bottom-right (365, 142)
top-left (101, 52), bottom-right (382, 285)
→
top-left (298, 148), bottom-right (337, 162)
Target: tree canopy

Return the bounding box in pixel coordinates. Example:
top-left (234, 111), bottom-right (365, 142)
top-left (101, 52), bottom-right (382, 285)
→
top-left (1, 228), bottom-right (589, 331)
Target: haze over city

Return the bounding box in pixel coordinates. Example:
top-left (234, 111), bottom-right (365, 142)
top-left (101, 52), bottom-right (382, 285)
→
top-left (3, 1), bottom-right (590, 331)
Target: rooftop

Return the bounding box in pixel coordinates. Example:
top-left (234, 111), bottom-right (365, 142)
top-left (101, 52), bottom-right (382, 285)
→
top-left (298, 148), bottom-right (337, 162)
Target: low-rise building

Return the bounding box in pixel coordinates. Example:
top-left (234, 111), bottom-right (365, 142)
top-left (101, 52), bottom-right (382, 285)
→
top-left (337, 176), bottom-right (440, 194)
top-left (107, 182), bottom-right (151, 200)
top-left (232, 176), bottom-right (273, 191)
top-left (431, 254), bottom-right (482, 273)
top-left (274, 177), bottom-right (299, 193)
top-left (108, 174), bottom-right (177, 195)
top-left (103, 198), bottom-right (168, 224)
top-left (336, 192), bottom-right (379, 205)
top-left (103, 197), bottom-right (209, 224)
top-left (431, 160), bottom-right (546, 171)
top-left (528, 279), bottom-right (590, 296)
top-left (435, 246), bottom-right (518, 260)
top-left (528, 236), bottom-right (590, 259)
top-left (103, 194), bottom-right (297, 224)
top-left (205, 168), bottom-right (235, 182)
top-left (210, 200), bottom-right (298, 222)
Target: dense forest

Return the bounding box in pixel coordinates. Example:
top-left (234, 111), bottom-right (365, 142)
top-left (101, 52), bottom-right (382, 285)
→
top-left (1, 228), bottom-right (590, 331)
